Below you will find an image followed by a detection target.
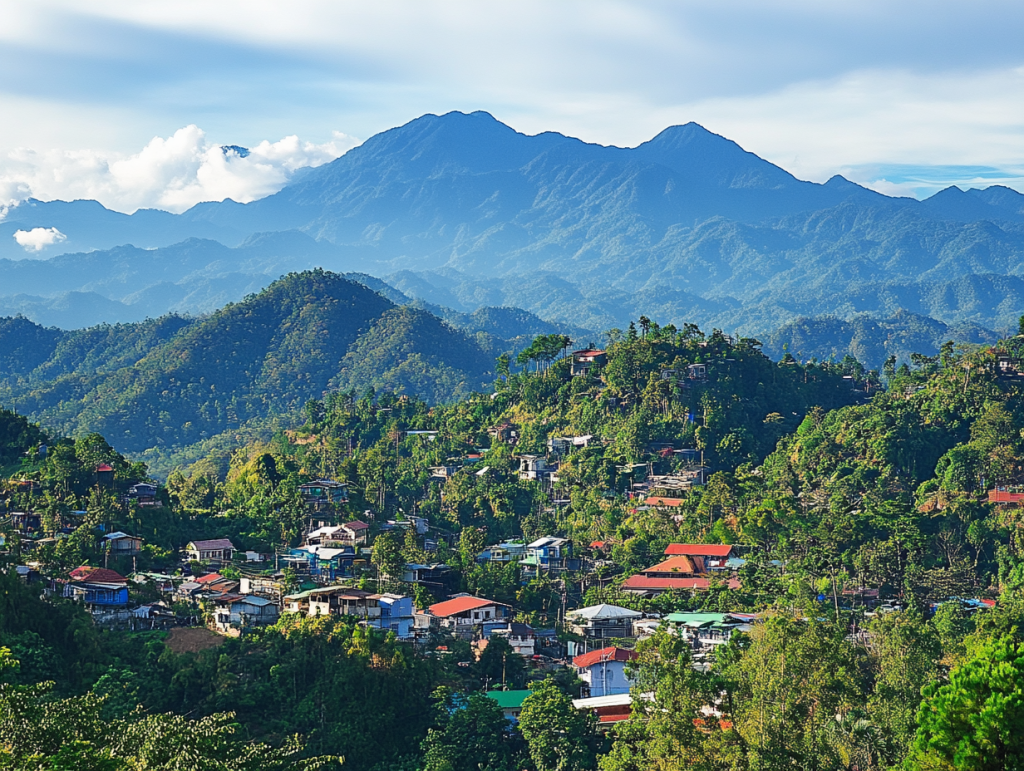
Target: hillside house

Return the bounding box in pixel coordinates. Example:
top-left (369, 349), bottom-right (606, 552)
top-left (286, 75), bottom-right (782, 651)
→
top-left (185, 539), bottom-right (235, 564)
top-left (485, 690), bottom-right (533, 724)
top-left (521, 537), bottom-right (577, 575)
top-left (548, 435), bottom-right (596, 457)
top-left (64, 566), bottom-right (129, 608)
top-left (517, 455), bottom-right (553, 482)
top-left (571, 349), bottom-right (607, 377)
top-left (239, 572), bottom-right (289, 601)
top-left (573, 646), bottom-right (638, 697)
top-left (298, 479), bottom-right (349, 508)
top-left (573, 693), bottom-right (634, 729)
top-left (211, 595), bottom-right (279, 634)
top-left (94, 464), bottom-right (114, 485)
top-left (128, 483), bottom-right (158, 506)
top-left (376, 593), bottom-right (415, 638)
top-left (308, 520), bottom-right (369, 546)
top-left (416, 594), bottom-right (511, 637)
top-left (663, 543), bottom-right (741, 571)
top-left (429, 465), bottom-right (460, 480)
top-left (285, 544), bottom-right (355, 580)
top-left (664, 612), bottom-right (752, 648)
top-left (401, 563), bottom-right (451, 587)
top-left (284, 586), bottom-right (382, 621)
top-left (488, 421), bottom-right (519, 445)
top-left (489, 621), bottom-right (537, 656)
top-left (687, 363), bottom-right (707, 381)
top-left (621, 552), bottom-right (740, 596)
top-left (565, 604), bottom-right (642, 640)
top-left (477, 541), bottom-right (527, 565)
top-left (103, 531), bottom-right (143, 555)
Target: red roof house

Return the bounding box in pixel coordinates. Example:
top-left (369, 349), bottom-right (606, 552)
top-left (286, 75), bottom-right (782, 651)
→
top-left (68, 566), bottom-right (127, 584)
top-left (664, 544), bottom-right (735, 558)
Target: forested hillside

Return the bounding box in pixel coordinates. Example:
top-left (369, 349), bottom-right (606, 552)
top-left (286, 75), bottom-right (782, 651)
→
top-left (4, 320), bottom-right (1024, 768)
top-left (0, 271), bottom-right (502, 473)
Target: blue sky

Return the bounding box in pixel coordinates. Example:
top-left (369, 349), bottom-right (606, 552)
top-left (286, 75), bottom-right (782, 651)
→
top-left (0, 0), bottom-right (1021, 211)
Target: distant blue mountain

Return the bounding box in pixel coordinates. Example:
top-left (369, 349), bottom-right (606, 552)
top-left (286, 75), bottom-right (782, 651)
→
top-left (0, 110), bottom-right (1021, 342)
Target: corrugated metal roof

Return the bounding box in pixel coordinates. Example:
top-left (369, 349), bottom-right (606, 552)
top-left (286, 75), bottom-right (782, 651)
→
top-left (428, 595), bottom-right (507, 618)
top-left (664, 544), bottom-right (734, 557)
top-left (573, 646), bottom-right (638, 669)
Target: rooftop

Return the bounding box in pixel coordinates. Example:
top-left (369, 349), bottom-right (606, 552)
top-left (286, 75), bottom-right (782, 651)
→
top-left (188, 538), bottom-right (235, 551)
top-left (566, 604), bottom-right (642, 621)
top-left (428, 595), bottom-right (507, 618)
top-left (573, 646), bottom-right (639, 669)
top-left (485, 689), bottom-right (533, 709)
top-left (68, 566), bottom-right (127, 583)
top-left (643, 555), bottom-right (700, 574)
top-left (664, 544), bottom-right (734, 557)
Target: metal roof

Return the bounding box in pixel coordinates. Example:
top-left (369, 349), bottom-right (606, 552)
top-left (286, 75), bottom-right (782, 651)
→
top-left (566, 604), bottom-right (642, 621)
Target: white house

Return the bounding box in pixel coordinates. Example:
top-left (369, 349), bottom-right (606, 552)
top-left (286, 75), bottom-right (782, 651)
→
top-left (572, 646), bottom-right (638, 698)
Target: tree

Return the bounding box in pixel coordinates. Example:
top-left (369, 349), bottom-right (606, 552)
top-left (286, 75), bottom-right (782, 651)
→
top-left (909, 635), bottom-right (1024, 770)
top-left (372, 532), bottom-right (405, 583)
top-left (519, 677), bottom-right (597, 771)
top-left (421, 687), bottom-right (522, 771)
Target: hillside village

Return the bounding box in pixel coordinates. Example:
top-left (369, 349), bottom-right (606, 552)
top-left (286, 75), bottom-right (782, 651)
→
top-left (3, 323), bottom-right (1024, 769)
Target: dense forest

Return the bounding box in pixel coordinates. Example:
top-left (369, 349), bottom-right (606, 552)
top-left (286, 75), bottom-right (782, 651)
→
top-left (3, 315), bottom-right (1024, 769)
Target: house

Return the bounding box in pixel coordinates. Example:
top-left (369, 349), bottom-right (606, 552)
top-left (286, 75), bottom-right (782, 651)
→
top-left (989, 488), bottom-right (1024, 506)
top-left (429, 465), bottom-right (460, 479)
top-left (571, 349), bottom-right (607, 377)
top-left (401, 563), bottom-right (451, 587)
top-left (477, 541), bottom-right (527, 565)
top-left (565, 604), bottom-right (642, 641)
top-left (339, 520), bottom-right (370, 544)
top-left (239, 572), bottom-right (290, 601)
top-left (573, 646), bottom-right (638, 697)
top-left (95, 464), bottom-right (114, 485)
top-left (621, 574), bottom-right (741, 597)
top-left (128, 483), bottom-right (158, 506)
top-left (489, 622), bottom-right (537, 656)
top-left (376, 593), bottom-right (415, 638)
top-left (488, 421), bottom-right (519, 445)
top-left (298, 480), bottom-right (349, 508)
top-left (573, 693), bottom-right (634, 728)
top-left (286, 544), bottom-right (355, 580)
top-left (64, 566), bottom-right (129, 608)
top-left (663, 544), bottom-right (741, 571)
top-left (663, 612), bottom-right (751, 648)
top-left (211, 595), bottom-right (279, 634)
top-left (547, 435), bottom-right (596, 457)
top-left (485, 690), bottom-right (533, 724)
top-left (687, 363), bottom-right (707, 381)
top-left (9, 511), bottom-right (41, 532)
top-left (283, 586), bottom-right (382, 621)
top-left (517, 455), bottom-right (553, 482)
top-left (185, 538), bottom-right (235, 564)
top-left (103, 531), bottom-right (143, 555)
top-left (521, 537), bottom-right (577, 575)
top-left (417, 594), bottom-right (511, 636)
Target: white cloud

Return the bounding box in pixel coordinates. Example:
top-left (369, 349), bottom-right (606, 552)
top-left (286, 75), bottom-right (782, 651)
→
top-left (14, 226), bottom-right (67, 252)
top-left (0, 127), bottom-right (359, 214)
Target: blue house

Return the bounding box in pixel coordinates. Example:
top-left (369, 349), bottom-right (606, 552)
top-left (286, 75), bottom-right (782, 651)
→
top-left (286, 545), bottom-right (355, 580)
top-left (64, 581), bottom-right (129, 607)
top-left (377, 593), bottom-right (415, 639)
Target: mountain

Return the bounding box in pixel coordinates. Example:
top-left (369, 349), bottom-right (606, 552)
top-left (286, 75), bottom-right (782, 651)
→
top-left (0, 271), bottom-right (504, 473)
top-left (763, 311), bottom-right (1000, 367)
top-left (0, 110), bottom-right (1021, 351)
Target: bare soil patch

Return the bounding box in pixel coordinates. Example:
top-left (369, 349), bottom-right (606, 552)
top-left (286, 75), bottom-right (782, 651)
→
top-left (165, 627), bottom-right (225, 654)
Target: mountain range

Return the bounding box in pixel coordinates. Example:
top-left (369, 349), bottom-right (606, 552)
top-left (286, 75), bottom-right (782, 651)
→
top-left (1, 110), bottom-right (1022, 366)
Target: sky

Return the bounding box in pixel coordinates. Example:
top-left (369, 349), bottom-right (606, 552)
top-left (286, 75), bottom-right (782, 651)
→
top-left (0, 0), bottom-right (1021, 213)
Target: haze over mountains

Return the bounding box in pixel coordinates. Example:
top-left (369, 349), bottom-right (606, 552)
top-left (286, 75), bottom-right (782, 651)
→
top-left (1, 110), bottom-right (1022, 361)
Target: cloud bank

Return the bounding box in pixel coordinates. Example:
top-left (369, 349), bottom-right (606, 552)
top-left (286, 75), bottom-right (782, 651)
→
top-left (14, 226), bottom-right (67, 252)
top-left (0, 127), bottom-right (359, 214)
